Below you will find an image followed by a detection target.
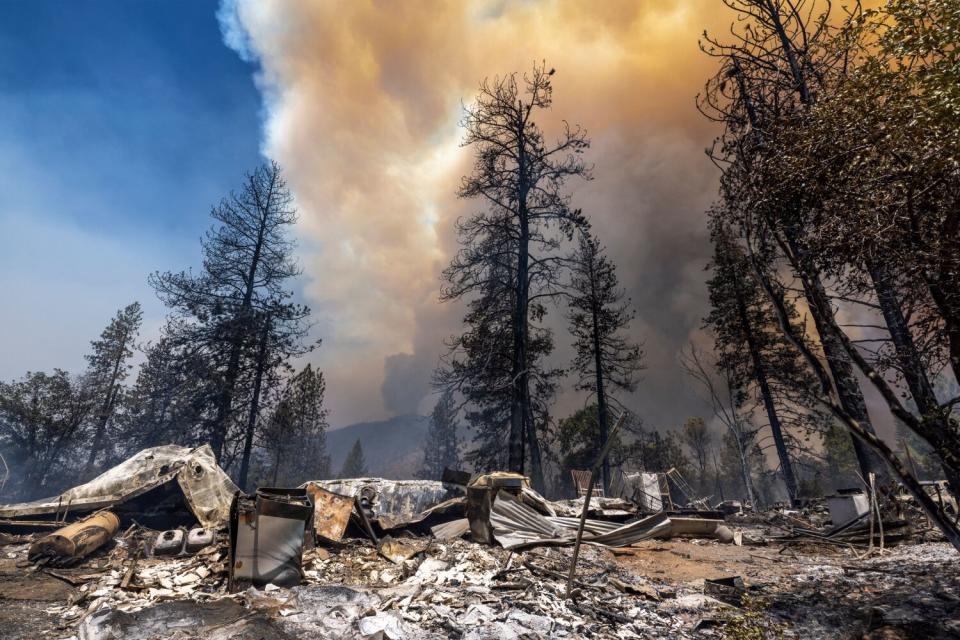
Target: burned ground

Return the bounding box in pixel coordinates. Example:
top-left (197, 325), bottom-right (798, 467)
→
top-left (0, 528), bottom-right (957, 639)
top-left (0, 449), bottom-right (957, 639)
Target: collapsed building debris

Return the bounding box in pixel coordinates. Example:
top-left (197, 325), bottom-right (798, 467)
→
top-left (0, 444), bottom-right (957, 638)
top-left (0, 445), bottom-right (238, 531)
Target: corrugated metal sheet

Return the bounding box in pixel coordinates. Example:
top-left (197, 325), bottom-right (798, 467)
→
top-left (490, 492), bottom-right (571, 550)
top-left (489, 493), bottom-right (731, 550)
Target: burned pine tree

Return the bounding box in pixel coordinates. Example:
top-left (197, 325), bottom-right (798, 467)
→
top-left (149, 162), bottom-right (311, 465)
top-left (416, 389), bottom-right (460, 481)
top-left (235, 304), bottom-right (315, 490)
top-left (566, 232), bottom-right (643, 493)
top-left (699, 0), bottom-right (889, 484)
top-left (0, 370), bottom-right (92, 498)
top-left (704, 225), bottom-right (811, 500)
top-left (340, 439), bottom-right (368, 479)
top-left (699, 0), bottom-right (960, 548)
top-left (258, 364), bottom-right (331, 487)
top-left (81, 302), bottom-right (142, 477)
top-left (437, 227), bottom-right (561, 488)
top-left (120, 318), bottom-right (220, 451)
top-left (759, 0), bottom-right (960, 498)
top-left (439, 63), bottom-right (589, 487)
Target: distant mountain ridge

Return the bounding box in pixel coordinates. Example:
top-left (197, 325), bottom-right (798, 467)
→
top-left (326, 414), bottom-right (429, 479)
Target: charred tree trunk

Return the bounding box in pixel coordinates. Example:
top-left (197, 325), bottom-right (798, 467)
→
top-left (735, 427), bottom-right (758, 508)
top-left (733, 285), bottom-right (798, 499)
top-left (868, 260), bottom-right (960, 500)
top-left (747, 242), bottom-right (960, 552)
top-left (593, 316), bottom-right (611, 494)
top-left (238, 315), bottom-right (271, 491)
top-left (782, 233), bottom-right (890, 484)
top-left (509, 212), bottom-right (530, 475)
top-left (586, 254), bottom-right (612, 493)
top-left (524, 392), bottom-right (546, 492)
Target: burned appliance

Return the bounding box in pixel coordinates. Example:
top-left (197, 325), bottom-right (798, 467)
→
top-left (228, 487), bottom-right (313, 591)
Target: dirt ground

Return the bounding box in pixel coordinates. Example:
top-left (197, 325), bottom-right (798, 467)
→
top-left (606, 538), bottom-right (960, 639)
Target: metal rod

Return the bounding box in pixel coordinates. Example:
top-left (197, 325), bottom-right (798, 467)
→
top-left (565, 411), bottom-right (628, 599)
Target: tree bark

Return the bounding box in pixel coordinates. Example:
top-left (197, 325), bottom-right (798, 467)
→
top-left (211, 176), bottom-right (274, 461)
top-left (747, 241), bottom-right (960, 552)
top-left (868, 259), bottom-right (960, 499)
top-left (587, 257), bottom-right (612, 493)
top-left (733, 282), bottom-right (798, 499)
top-left (781, 232), bottom-right (891, 484)
top-left (509, 124), bottom-right (537, 479)
top-left (509, 212), bottom-right (530, 474)
top-left (238, 315), bottom-right (271, 491)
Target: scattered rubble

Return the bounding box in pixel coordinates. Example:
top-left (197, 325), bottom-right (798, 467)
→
top-left (0, 445), bottom-right (956, 639)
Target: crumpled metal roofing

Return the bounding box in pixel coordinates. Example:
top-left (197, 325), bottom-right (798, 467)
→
top-left (0, 445), bottom-right (238, 528)
top-left (302, 478), bottom-right (465, 529)
top-left (490, 492), bottom-right (731, 550)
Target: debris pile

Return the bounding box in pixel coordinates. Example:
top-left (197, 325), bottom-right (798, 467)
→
top-left (0, 445), bottom-right (956, 639)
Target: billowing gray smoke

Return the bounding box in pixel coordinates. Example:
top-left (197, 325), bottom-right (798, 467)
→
top-left (219, 0), bottom-right (729, 429)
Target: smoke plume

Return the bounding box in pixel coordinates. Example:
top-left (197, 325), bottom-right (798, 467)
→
top-left (219, 0), bottom-right (731, 428)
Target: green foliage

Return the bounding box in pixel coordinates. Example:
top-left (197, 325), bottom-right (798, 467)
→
top-left (723, 595), bottom-right (787, 640)
top-left (681, 416), bottom-right (711, 491)
top-left (417, 389), bottom-right (461, 480)
top-left (82, 302), bottom-right (143, 472)
top-left (822, 422), bottom-right (860, 486)
top-left (340, 438), bottom-right (368, 479)
top-left (149, 162), bottom-right (313, 462)
top-left (556, 404), bottom-right (615, 473)
top-left (553, 406), bottom-right (692, 496)
top-left (258, 364), bottom-right (331, 486)
top-left (0, 369), bottom-right (91, 498)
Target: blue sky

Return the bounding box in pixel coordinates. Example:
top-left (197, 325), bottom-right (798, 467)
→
top-left (0, 0), bottom-right (264, 376)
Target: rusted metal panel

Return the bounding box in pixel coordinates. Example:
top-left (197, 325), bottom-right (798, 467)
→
top-left (28, 510), bottom-right (119, 566)
top-left (467, 486), bottom-right (493, 545)
top-left (303, 483), bottom-right (354, 542)
top-left (378, 536), bottom-right (429, 564)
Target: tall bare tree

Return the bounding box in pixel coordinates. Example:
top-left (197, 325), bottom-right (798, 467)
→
top-left (680, 344), bottom-right (758, 508)
top-left (440, 63), bottom-right (591, 488)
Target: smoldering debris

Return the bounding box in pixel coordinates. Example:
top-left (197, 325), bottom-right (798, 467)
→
top-left (0, 448), bottom-right (958, 639)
